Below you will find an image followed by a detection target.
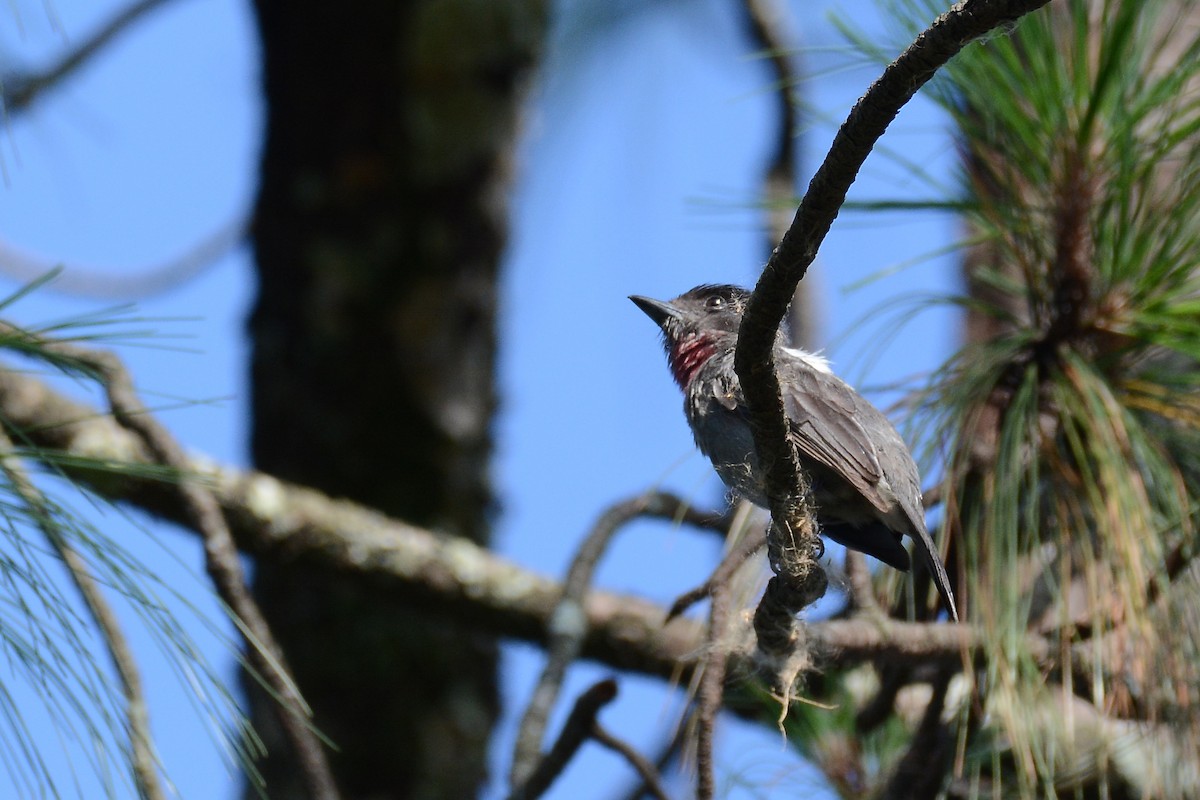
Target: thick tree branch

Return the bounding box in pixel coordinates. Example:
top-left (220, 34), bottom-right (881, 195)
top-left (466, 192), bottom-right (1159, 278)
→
top-left (0, 365), bottom-right (998, 681)
top-left (733, 0), bottom-right (1053, 608)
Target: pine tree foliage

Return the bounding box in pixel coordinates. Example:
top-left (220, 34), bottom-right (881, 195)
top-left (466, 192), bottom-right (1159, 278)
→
top-left (0, 299), bottom-right (255, 798)
top-left (889, 0), bottom-right (1200, 795)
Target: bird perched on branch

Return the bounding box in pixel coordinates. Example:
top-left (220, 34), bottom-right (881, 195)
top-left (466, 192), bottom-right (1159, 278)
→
top-left (631, 284), bottom-right (957, 620)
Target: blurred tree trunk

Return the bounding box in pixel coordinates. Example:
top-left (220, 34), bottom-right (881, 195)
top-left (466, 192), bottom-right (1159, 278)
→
top-left (245, 2), bottom-right (548, 798)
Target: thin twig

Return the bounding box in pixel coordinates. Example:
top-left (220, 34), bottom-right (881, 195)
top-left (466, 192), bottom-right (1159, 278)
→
top-left (0, 213), bottom-right (247, 300)
top-left (2, 0), bottom-right (180, 115)
top-left (511, 491), bottom-right (727, 788)
top-left (614, 708), bottom-right (692, 800)
top-left (591, 724), bottom-right (672, 800)
top-left (667, 527), bottom-right (766, 620)
top-left (0, 326), bottom-right (341, 800)
top-left (0, 429), bottom-right (166, 800)
top-left (733, 0), bottom-right (1053, 614)
top-left (695, 579), bottom-right (733, 800)
top-left (508, 679), bottom-right (619, 800)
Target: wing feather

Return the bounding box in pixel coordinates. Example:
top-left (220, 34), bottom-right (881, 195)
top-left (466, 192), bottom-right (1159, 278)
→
top-left (782, 367), bottom-right (892, 515)
top-left (776, 356), bottom-right (958, 620)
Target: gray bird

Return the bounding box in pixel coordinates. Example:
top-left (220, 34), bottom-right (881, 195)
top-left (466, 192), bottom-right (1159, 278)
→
top-left (631, 284), bottom-right (957, 620)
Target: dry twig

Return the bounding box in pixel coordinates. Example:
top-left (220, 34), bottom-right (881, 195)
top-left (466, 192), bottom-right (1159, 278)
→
top-left (508, 679), bottom-right (619, 800)
top-left (591, 724), bottom-right (673, 800)
top-left (512, 491), bottom-right (726, 787)
top-left (667, 526), bottom-right (766, 621)
top-left (695, 579), bottom-right (733, 800)
top-left (614, 707), bottom-right (692, 800)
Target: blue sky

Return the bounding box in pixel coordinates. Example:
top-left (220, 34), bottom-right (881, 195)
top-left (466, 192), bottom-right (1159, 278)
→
top-left (0, 0), bottom-right (960, 797)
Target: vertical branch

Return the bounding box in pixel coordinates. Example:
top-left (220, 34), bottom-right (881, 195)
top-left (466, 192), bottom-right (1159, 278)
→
top-left (247, 4), bottom-right (550, 792)
top-left (695, 580), bottom-right (733, 800)
top-left (845, 550), bottom-right (883, 616)
top-left (0, 429), bottom-right (165, 800)
top-left (739, 0), bottom-right (821, 348)
top-left (741, 0), bottom-right (798, 246)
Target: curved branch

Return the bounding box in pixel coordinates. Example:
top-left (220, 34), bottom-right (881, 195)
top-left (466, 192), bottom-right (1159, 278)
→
top-left (0, 213), bottom-right (247, 300)
top-left (667, 524), bottom-right (766, 620)
top-left (511, 491), bottom-right (725, 788)
top-left (2, 0), bottom-right (182, 115)
top-left (733, 0), bottom-right (1053, 587)
top-left (508, 679), bottom-right (618, 800)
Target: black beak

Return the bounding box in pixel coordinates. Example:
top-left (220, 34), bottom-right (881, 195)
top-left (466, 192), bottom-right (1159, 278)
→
top-left (629, 295), bottom-right (681, 329)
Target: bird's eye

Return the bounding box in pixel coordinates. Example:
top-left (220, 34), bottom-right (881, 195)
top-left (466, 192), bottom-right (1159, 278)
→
top-left (705, 296), bottom-right (725, 311)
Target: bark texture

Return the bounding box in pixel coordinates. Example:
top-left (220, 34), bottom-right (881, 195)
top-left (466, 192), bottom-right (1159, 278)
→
top-left (247, 2), bottom-right (548, 797)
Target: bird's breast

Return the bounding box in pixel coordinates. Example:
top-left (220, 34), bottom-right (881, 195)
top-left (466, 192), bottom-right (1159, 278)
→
top-left (685, 376), bottom-right (767, 506)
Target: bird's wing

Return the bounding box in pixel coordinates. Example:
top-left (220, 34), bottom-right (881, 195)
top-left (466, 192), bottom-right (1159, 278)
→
top-left (777, 360), bottom-right (959, 620)
top-left (780, 366), bottom-right (892, 516)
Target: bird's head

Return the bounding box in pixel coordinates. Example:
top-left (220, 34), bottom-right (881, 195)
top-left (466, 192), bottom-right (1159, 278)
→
top-left (629, 284), bottom-right (751, 388)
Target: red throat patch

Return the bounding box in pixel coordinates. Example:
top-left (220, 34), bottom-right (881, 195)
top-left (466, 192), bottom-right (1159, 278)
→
top-left (668, 334), bottom-right (716, 388)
